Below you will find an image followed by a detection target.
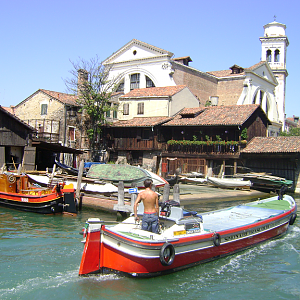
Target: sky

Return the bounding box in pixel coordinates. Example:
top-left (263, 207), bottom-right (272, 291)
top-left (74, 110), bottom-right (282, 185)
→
top-left (0, 0), bottom-right (299, 118)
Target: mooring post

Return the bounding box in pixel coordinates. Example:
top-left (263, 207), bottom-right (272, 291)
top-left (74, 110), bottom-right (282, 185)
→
top-left (130, 182), bottom-right (138, 211)
top-left (173, 183), bottom-right (180, 204)
top-left (162, 183), bottom-right (170, 202)
top-left (118, 181), bottom-right (125, 206)
top-left (76, 160), bottom-right (84, 199)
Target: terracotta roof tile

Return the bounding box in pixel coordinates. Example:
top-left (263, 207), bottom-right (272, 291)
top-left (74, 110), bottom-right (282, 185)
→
top-left (110, 117), bottom-right (171, 127)
top-left (120, 86), bottom-right (187, 98)
top-left (246, 61), bottom-right (266, 71)
top-left (242, 136), bottom-right (300, 153)
top-left (163, 104), bottom-right (263, 126)
top-left (207, 69), bottom-right (245, 77)
top-left (41, 89), bottom-right (78, 106)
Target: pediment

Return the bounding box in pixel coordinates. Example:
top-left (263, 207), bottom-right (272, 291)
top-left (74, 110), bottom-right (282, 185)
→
top-left (247, 62), bottom-right (277, 85)
top-left (103, 39), bottom-right (173, 65)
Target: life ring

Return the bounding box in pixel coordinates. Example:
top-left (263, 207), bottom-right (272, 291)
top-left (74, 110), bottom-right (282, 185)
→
top-left (7, 174), bottom-right (16, 184)
top-left (159, 243), bottom-right (175, 266)
top-left (289, 213), bottom-right (297, 225)
top-left (213, 233), bottom-right (221, 247)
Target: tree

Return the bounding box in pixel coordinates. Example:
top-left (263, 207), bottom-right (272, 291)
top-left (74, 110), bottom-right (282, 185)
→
top-left (65, 56), bottom-right (118, 160)
top-left (280, 127), bottom-right (300, 136)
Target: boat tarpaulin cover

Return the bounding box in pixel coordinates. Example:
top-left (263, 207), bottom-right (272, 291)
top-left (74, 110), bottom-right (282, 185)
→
top-left (86, 164), bottom-right (149, 182)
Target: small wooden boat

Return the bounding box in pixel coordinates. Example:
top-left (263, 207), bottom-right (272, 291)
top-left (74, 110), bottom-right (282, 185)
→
top-left (234, 173), bottom-right (293, 192)
top-left (179, 176), bottom-right (207, 185)
top-left (55, 159), bottom-right (87, 176)
top-left (87, 164), bottom-right (168, 188)
top-left (0, 172), bottom-right (78, 214)
top-left (79, 193), bottom-right (297, 277)
top-left (27, 174), bottom-right (119, 195)
top-left (207, 176), bottom-right (251, 189)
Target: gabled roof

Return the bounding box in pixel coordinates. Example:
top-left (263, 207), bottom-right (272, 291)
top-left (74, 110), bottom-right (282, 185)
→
top-left (0, 105), bottom-right (36, 131)
top-left (40, 89), bottom-right (78, 106)
top-left (109, 117), bottom-right (172, 127)
top-left (120, 85), bottom-right (187, 98)
top-left (241, 136), bottom-right (300, 153)
top-left (15, 89), bottom-right (78, 108)
top-left (163, 104), bottom-right (270, 127)
top-left (103, 39), bottom-right (173, 65)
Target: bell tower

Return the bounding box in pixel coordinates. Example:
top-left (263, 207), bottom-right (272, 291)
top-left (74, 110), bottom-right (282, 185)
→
top-left (260, 20), bottom-right (289, 130)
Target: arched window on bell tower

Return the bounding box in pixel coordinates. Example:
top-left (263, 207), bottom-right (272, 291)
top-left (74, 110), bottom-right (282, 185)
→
top-left (266, 50), bottom-right (272, 62)
top-left (274, 49), bottom-right (280, 62)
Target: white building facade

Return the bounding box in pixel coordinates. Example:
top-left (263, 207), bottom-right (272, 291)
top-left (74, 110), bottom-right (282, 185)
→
top-left (103, 21), bottom-right (289, 135)
top-left (260, 21), bottom-right (289, 130)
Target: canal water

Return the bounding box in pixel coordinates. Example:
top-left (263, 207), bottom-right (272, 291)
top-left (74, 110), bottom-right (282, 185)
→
top-left (0, 194), bottom-right (299, 300)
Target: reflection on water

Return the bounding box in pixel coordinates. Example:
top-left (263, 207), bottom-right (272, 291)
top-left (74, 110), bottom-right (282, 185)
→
top-left (0, 194), bottom-right (299, 300)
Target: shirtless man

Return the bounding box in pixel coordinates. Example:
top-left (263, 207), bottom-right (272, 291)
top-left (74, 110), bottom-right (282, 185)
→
top-left (134, 179), bottom-right (159, 233)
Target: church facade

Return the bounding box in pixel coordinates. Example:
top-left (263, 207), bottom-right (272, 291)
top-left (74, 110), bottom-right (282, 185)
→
top-left (103, 21), bottom-right (288, 136)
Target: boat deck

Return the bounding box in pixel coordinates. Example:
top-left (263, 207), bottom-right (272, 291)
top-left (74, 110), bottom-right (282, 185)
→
top-left (202, 198), bottom-right (291, 232)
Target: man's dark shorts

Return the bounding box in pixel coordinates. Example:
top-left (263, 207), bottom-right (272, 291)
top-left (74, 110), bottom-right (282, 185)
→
top-left (142, 213), bottom-right (159, 233)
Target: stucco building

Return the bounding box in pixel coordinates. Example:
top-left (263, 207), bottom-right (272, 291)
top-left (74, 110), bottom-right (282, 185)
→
top-left (103, 21), bottom-right (288, 136)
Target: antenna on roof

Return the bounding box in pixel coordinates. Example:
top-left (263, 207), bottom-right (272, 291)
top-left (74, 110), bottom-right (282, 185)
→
top-left (274, 15), bottom-right (277, 21)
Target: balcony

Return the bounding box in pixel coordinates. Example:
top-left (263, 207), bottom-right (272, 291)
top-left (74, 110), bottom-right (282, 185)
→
top-left (164, 140), bottom-right (247, 157)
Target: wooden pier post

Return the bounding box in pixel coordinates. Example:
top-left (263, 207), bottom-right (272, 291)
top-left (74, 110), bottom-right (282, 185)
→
top-left (162, 183), bottom-right (170, 202)
top-left (173, 183), bottom-right (180, 204)
top-left (130, 183), bottom-right (138, 211)
top-left (113, 181), bottom-right (132, 216)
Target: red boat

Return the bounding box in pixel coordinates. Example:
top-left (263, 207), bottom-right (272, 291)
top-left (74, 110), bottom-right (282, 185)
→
top-left (79, 194), bottom-right (297, 277)
top-left (0, 172), bottom-right (77, 214)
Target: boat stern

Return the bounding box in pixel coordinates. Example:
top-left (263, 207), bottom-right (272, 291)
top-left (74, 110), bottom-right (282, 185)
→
top-left (79, 218), bottom-right (103, 275)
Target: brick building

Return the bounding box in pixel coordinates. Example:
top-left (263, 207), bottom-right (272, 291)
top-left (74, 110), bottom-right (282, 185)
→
top-left (13, 89), bottom-right (88, 166)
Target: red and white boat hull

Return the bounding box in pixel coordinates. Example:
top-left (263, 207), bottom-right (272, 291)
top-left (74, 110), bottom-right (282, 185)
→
top-left (79, 195), bottom-right (297, 277)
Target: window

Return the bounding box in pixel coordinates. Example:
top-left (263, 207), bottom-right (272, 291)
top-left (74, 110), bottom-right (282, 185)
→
top-left (123, 103), bottom-right (129, 115)
top-left (130, 73), bottom-right (140, 90)
top-left (137, 102), bottom-right (144, 115)
top-left (116, 81), bottom-right (124, 92)
top-left (274, 49), bottom-right (280, 62)
top-left (146, 76), bottom-right (155, 88)
top-left (41, 104), bottom-right (48, 115)
top-left (142, 129), bottom-right (151, 140)
top-left (266, 50), bottom-right (272, 62)
top-left (106, 110), bottom-right (110, 118)
top-left (69, 127), bottom-right (75, 141)
top-left (113, 105), bottom-right (118, 119)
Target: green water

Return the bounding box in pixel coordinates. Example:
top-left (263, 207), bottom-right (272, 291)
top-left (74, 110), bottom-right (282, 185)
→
top-left (0, 196), bottom-right (299, 300)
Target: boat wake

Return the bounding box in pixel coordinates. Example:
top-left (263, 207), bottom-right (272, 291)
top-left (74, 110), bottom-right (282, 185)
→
top-left (0, 270), bottom-right (80, 299)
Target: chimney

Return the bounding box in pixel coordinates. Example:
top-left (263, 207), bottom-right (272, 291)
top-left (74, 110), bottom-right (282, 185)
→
top-left (77, 69), bottom-right (88, 98)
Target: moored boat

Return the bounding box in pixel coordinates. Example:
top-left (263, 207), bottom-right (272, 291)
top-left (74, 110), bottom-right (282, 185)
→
top-left (78, 193), bottom-right (297, 277)
top-left (0, 172), bottom-right (78, 214)
top-left (207, 176), bottom-right (252, 189)
top-left (27, 174), bottom-right (119, 195)
top-left (86, 164), bottom-right (168, 188)
top-left (234, 173), bottom-right (293, 192)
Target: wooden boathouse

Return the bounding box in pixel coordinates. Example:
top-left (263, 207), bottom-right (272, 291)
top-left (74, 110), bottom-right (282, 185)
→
top-left (106, 104), bottom-right (270, 178)
top-left (241, 136), bottom-right (300, 193)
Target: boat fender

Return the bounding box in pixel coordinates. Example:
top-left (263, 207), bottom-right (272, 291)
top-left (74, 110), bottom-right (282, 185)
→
top-left (159, 243), bottom-right (175, 266)
top-left (213, 233), bottom-right (221, 247)
top-left (289, 213), bottom-right (297, 225)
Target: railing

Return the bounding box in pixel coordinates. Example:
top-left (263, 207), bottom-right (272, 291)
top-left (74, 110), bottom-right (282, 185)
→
top-left (164, 140), bottom-right (247, 155)
top-left (114, 138), bottom-right (158, 150)
top-left (35, 132), bottom-right (59, 143)
top-left (113, 138), bottom-right (247, 155)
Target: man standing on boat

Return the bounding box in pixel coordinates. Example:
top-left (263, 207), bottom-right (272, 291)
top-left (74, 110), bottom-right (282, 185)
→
top-left (134, 179), bottom-right (159, 233)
